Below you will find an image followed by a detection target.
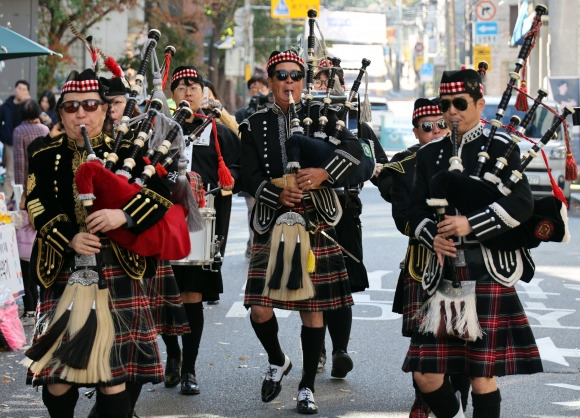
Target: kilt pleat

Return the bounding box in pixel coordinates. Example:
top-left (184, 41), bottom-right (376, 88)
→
top-left (395, 271), bottom-right (423, 338)
top-left (146, 261), bottom-right (190, 336)
top-left (29, 265), bottom-right (164, 387)
top-left (244, 204), bottom-right (353, 311)
top-left (402, 276), bottom-right (543, 378)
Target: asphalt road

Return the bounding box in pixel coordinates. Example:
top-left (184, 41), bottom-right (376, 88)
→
top-left (1, 186), bottom-right (579, 418)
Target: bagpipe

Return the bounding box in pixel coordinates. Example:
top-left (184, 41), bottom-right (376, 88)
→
top-left (283, 9), bottom-right (376, 187)
top-left (428, 4), bottom-right (575, 253)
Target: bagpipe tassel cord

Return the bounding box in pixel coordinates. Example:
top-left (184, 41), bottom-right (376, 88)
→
top-left (359, 71), bottom-right (372, 123)
top-left (515, 65), bottom-right (529, 112)
top-left (211, 119), bottom-right (234, 188)
top-left (564, 126), bottom-right (578, 182)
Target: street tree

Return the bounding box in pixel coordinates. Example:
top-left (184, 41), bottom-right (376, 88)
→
top-left (37, 0), bottom-right (139, 91)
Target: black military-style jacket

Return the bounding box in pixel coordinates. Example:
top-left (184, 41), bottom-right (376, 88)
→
top-left (26, 132), bottom-right (177, 287)
top-left (409, 123), bottom-right (536, 287)
top-left (239, 100), bottom-right (364, 232)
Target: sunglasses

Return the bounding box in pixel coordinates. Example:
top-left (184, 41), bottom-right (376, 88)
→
top-left (273, 69), bottom-right (305, 82)
top-left (438, 98), bottom-right (473, 112)
top-left (420, 119), bottom-right (448, 132)
top-left (60, 99), bottom-right (104, 114)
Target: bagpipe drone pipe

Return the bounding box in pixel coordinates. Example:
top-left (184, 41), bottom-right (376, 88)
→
top-left (284, 57), bottom-right (376, 187)
top-left (426, 3), bottom-right (575, 252)
top-left (429, 103), bottom-right (574, 252)
top-left (74, 35), bottom-right (195, 261)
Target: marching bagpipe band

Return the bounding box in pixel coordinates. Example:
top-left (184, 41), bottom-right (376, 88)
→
top-left (417, 4), bottom-right (577, 342)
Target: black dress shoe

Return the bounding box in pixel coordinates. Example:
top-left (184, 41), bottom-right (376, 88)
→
top-left (296, 387), bottom-right (318, 414)
top-left (261, 354), bottom-right (292, 402)
top-left (164, 357), bottom-right (181, 388)
top-left (331, 350), bottom-right (353, 378)
top-left (180, 372), bottom-right (200, 395)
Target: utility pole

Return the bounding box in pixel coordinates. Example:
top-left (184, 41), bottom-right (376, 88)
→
top-left (446, 0), bottom-right (456, 69)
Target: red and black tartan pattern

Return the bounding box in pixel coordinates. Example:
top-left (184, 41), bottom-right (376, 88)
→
top-left (402, 276), bottom-right (543, 378)
top-left (29, 265), bottom-right (164, 387)
top-left (412, 105), bottom-right (441, 121)
top-left (60, 79), bottom-right (100, 94)
top-left (170, 68), bottom-right (200, 85)
top-left (399, 272), bottom-right (424, 338)
top-left (145, 260), bottom-right (190, 336)
top-left (439, 81), bottom-right (484, 95)
top-left (244, 202), bottom-right (353, 311)
top-left (266, 51), bottom-right (306, 72)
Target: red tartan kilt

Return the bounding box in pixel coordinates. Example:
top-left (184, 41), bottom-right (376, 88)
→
top-left (244, 202), bottom-right (353, 311)
top-left (28, 265), bottom-right (164, 387)
top-left (402, 276), bottom-right (543, 378)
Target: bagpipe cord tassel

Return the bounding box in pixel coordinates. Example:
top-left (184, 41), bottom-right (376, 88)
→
top-left (211, 119), bottom-right (234, 188)
top-left (359, 71), bottom-right (372, 123)
top-left (564, 124), bottom-right (578, 182)
top-left (515, 65), bottom-right (529, 112)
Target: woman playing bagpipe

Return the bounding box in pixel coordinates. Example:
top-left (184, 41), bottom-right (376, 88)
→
top-left (22, 65), bottom-right (189, 417)
top-left (239, 49), bottom-right (364, 414)
top-left (401, 68), bottom-right (543, 418)
top-left (161, 65), bottom-right (240, 396)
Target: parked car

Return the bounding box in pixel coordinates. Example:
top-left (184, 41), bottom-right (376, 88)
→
top-left (481, 96), bottom-right (572, 202)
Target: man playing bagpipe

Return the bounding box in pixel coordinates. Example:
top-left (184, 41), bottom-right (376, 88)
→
top-left (240, 49), bottom-right (364, 414)
top-left (402, 69), bottom-right (543, 418)
top-left (23, 68), bottom-right (189, 417)
top-left (378, 98), bottom-right (470, 417)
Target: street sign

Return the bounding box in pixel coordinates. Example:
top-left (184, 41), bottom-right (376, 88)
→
top-left (475, 21), bottom-right (498, 35)
top-left (414, 42), bottom-right (424, 53)
top-left (475, 21), bottom-right (498, 44)
top-left (475, 0), bottom-right (497, 21)
top-left (473, 45), bottom-right (492, 72)
top-left (419, 62), bottom-right (434, 83)
top-left (271, 0), bottom-right (320, 19)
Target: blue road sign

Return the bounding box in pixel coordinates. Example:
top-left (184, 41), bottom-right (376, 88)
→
top-left (476, 21), bottom-right (498, 36)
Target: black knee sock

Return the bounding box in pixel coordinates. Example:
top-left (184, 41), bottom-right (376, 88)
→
top-left (449, 374), bottom-right (470, 410)
top-left (125, 381), bottom-right (143, 413)
top-left (42, 385), bottom-right (79, 418)
top-left (250, 313), bottom-right (285, 366)
top-left (96, 389), bottom-right (131, 418)
top-left (420, 378), bottom-right (460, 418)
top-left (298, 325), bottom-right (325, 391)
top-left (161, 334), bottom-right (181, 360)
top-left (472, 389), bottom-right (501, 418)
top-left (325, 306), bottom-right (352, 353)
top-left (181, 302), bottom-right (204, 375)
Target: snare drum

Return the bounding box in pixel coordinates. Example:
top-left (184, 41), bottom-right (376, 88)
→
top-left (171, 206), bottom-right (216, 266)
